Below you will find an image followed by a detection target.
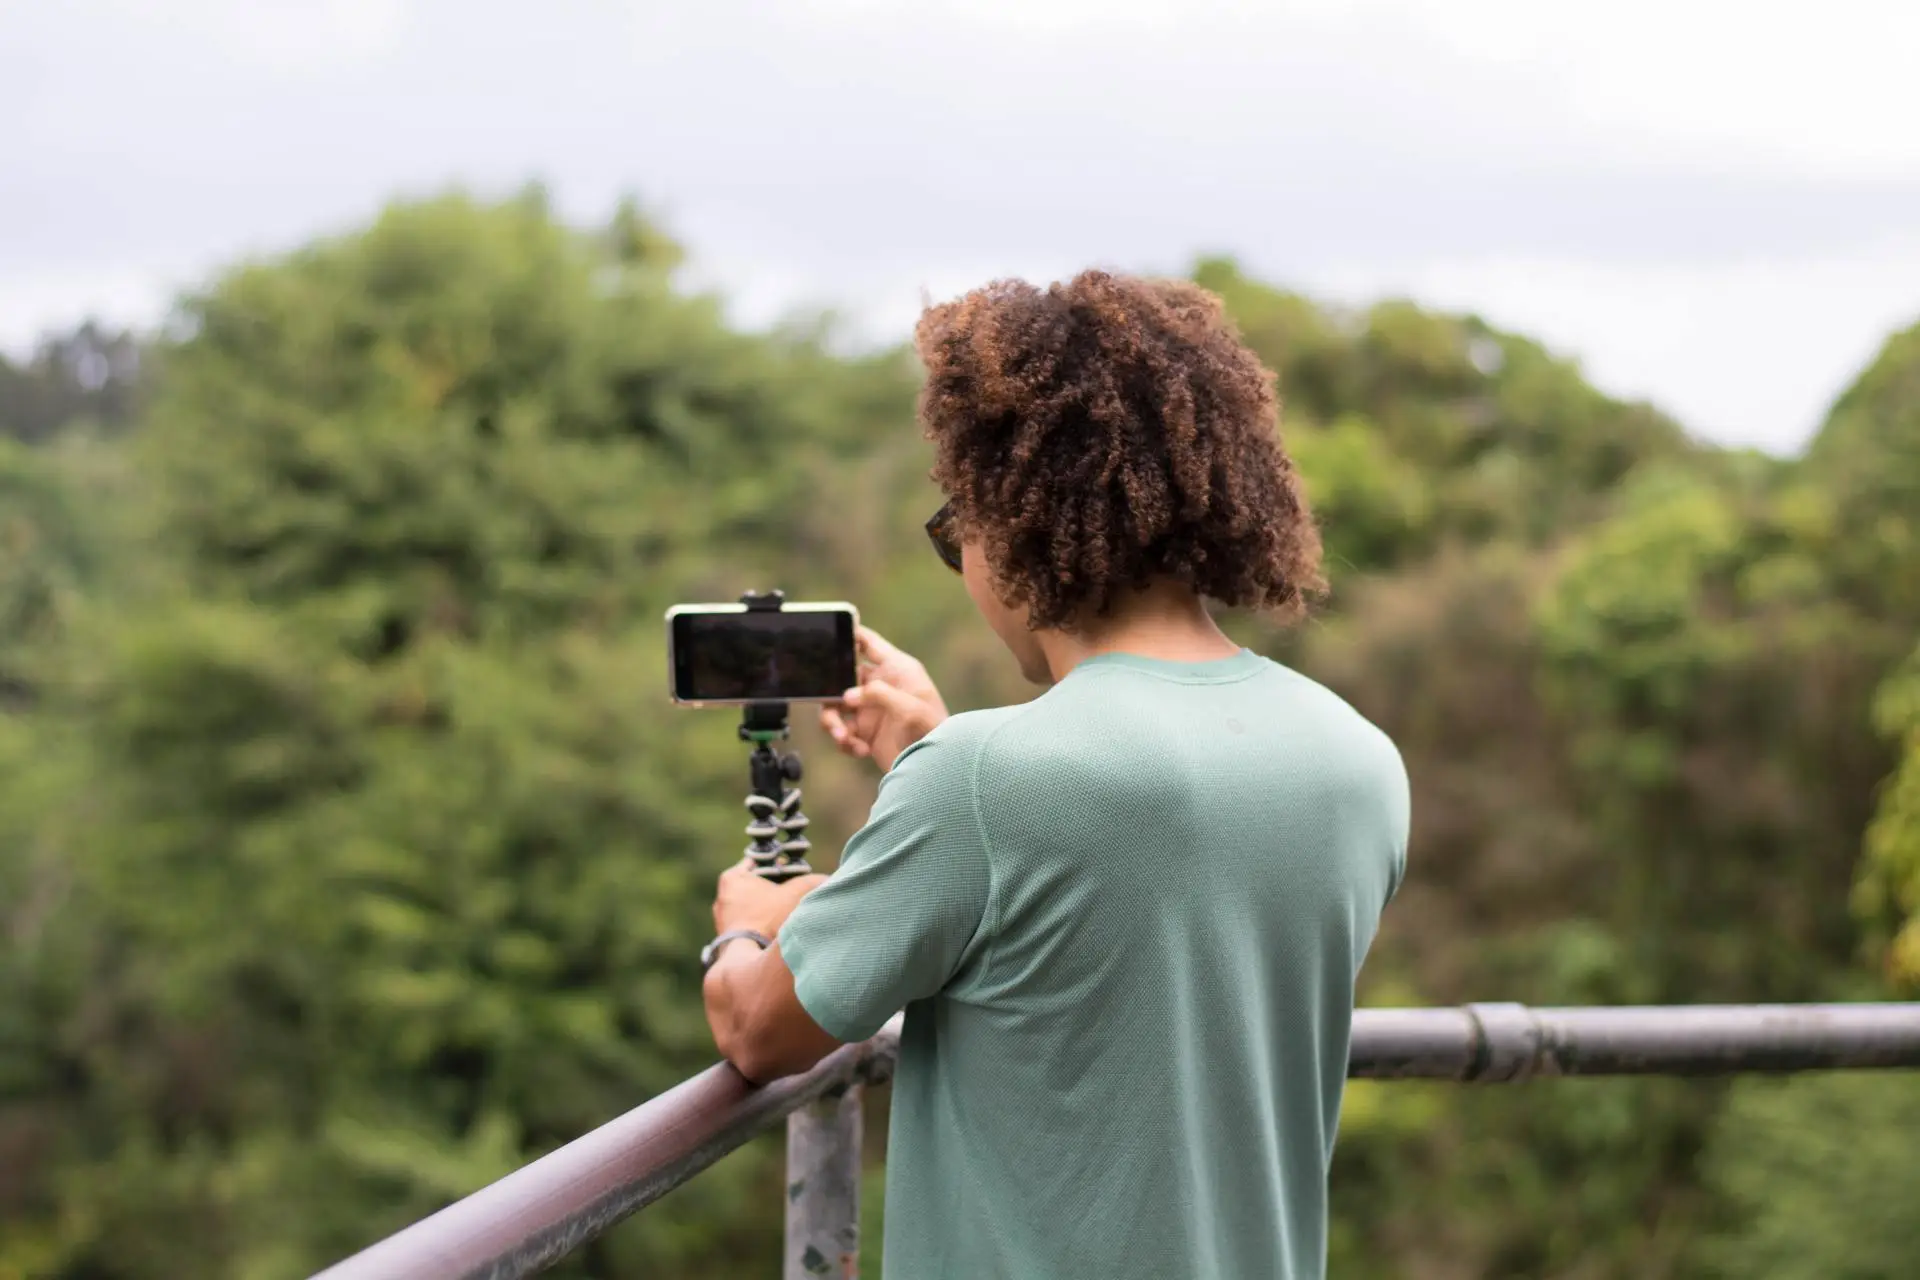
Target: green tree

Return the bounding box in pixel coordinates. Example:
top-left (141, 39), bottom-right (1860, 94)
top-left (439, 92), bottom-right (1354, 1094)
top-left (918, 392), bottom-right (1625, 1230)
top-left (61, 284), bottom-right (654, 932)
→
top-left (0, 321), bottom-right (146, 445)
top-left (3, 191), bottom-right (917, 1280)
top-left (1802, 320), bottom-right (1920, 628)
top-left (1698, 1071), bottom-right (1920, 1279)
top-left (1534, 460), bottom-right (1892, 1003)
top-left (4, 208), bottom-right (1914, 1280)
top-left (1817, 320), bottom-right (1920, 991)
top-left (1857, 649), bottom-right (1920, 986)
top-left (0, 432), bottom-right (148, 1280)
top-left (1195, 256), bottom-right (1693, 568)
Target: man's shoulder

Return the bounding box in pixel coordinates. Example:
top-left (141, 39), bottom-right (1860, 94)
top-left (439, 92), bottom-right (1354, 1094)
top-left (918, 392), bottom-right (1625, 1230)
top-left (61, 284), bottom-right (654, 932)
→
top-left (1257, 660), bottom-right (1404, 765)
top-left (885, 703), bottom-right (1034, 792)
top-left (924, 702), bottom-right (1035, 747)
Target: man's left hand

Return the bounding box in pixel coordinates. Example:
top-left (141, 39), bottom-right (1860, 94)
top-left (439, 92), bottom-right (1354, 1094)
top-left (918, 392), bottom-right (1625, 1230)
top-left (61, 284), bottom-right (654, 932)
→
top-left (713, 861), bottom-right (828, 938)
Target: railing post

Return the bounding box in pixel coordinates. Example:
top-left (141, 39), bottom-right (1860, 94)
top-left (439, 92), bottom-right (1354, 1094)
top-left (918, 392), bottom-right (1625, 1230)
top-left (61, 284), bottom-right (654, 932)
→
top-left (784, 1081), bottom-right (863, 1279)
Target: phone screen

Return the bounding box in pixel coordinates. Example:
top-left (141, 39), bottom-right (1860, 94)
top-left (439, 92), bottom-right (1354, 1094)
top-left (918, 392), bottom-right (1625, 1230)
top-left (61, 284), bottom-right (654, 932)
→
top-left (670, 607), bottom-right (857, 703)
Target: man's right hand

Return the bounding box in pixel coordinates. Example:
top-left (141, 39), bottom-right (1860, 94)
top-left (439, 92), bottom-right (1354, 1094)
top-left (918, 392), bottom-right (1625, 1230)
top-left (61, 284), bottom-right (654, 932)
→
top-left (820, 626), bottom-right (949, 773)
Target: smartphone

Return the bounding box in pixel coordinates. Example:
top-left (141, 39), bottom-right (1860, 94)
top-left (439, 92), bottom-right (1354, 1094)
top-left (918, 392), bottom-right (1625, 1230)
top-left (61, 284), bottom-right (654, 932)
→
top-left (665, 602), bottom-right (859, 705)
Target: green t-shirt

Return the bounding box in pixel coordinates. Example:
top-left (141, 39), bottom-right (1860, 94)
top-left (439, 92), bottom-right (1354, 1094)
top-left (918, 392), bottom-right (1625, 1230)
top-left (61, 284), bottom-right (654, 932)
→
top-left (779, 649), bottom-right (1408, 1279)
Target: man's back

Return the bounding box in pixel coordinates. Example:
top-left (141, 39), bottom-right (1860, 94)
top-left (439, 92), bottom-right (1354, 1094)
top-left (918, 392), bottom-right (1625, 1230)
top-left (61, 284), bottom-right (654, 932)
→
top-left (781, 648), bottom-right (1409, 1279)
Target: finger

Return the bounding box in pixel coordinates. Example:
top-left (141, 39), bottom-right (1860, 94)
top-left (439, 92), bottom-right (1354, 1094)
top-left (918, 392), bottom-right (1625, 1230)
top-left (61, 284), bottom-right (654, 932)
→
top-left (856, 626), bottom-right (902, 663)
top-left (856, 678), bottom-right (910, 712)
top-left (819, 704), bottom-right (850, 743)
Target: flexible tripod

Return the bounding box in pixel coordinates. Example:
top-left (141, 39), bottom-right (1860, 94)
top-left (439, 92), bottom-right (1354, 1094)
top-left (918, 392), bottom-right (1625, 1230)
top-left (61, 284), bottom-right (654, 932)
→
top-left (738, 592), bottom-right (812, 882)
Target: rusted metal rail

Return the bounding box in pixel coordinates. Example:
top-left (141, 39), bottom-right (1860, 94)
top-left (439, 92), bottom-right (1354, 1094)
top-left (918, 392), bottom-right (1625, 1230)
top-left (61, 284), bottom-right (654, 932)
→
top-left (1352, 1002), bottom-right (1920, 1080)
top-left (312, 1024), bottom-right (900, 1280)
top-left (311, 1002), bottom-right (1920, 1280)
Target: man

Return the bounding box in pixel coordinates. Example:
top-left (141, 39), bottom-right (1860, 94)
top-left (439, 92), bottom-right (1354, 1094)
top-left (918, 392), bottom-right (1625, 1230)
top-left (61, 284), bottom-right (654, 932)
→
top-left (702, 270), bottom-right (1409, 1279)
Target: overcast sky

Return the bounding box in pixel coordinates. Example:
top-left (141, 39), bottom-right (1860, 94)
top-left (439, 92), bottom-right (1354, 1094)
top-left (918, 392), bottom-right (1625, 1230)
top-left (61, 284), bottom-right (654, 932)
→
top-left (5, 0), bottom-right (1920, 452)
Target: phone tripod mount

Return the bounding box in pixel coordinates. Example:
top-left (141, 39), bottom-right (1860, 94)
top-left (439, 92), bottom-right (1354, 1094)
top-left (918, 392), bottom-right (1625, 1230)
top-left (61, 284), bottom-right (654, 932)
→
top-left (738, 591), bottom-right (812, 882)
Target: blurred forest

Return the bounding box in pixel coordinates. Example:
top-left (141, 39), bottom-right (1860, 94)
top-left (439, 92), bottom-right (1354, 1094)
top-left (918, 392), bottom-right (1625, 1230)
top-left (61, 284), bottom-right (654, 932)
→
top-left (1, 192), bottom-right (1917, 1279)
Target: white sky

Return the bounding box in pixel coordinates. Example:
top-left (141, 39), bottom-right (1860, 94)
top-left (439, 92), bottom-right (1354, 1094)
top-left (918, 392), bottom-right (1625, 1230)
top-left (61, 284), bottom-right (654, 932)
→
top-left (4, 0), bottom-right (1919, 451)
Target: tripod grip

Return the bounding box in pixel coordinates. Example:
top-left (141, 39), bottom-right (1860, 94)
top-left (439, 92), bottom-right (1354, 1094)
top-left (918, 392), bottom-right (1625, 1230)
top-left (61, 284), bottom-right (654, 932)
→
top-left (743, 784), bottom-right (813, 880)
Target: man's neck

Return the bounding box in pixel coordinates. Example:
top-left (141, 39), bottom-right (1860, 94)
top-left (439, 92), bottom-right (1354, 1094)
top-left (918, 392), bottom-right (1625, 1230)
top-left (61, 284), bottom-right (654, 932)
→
top-left (1034, 582), bottom-right (1242, 683)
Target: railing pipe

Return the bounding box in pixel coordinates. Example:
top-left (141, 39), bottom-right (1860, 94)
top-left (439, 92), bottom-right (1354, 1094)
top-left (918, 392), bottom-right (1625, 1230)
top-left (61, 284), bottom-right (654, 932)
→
top-left (309, 1002), bottom-right (1920, 1280)
top-left (310, 1025), bottom-right (898, 1280)
top-left (1352, 1002), bottom-right (1920, 1080)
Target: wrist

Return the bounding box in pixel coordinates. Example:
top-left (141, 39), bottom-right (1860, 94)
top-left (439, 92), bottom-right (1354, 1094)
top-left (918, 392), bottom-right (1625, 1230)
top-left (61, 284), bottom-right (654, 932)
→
top-left (718, 911), bottom-right (786, 939)
top-left (701, 928), bottom-right (772, 970)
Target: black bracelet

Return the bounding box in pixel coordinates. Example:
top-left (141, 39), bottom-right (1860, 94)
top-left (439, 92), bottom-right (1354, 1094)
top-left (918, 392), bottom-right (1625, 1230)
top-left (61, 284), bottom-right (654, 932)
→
top-left (700, 928), bottom-right (772, 970)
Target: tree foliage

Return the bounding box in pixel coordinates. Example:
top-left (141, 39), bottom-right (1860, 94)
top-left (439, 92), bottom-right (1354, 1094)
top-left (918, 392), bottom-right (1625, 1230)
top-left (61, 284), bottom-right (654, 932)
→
top-left (0, 205), bottom-right (1915, 1279)
top-left (2, 193), bottom-right (915, 1279)
top-left (1859, 649), bottom-right (1920, 987)
top-left (1697, 1071), bottom-right (1920, 1279)
top-left (0, 322), bottom-right (145, 446)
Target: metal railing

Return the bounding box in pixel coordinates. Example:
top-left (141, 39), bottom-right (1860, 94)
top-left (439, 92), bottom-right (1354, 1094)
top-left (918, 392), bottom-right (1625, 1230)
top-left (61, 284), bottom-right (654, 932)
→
top-left (312, 1002), bottom-right (1920, 1280)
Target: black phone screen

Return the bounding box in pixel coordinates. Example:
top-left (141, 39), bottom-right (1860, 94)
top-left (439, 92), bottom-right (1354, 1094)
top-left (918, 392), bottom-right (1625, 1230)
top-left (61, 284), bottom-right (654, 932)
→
top-left (671, 608), bottom-right (857, 703)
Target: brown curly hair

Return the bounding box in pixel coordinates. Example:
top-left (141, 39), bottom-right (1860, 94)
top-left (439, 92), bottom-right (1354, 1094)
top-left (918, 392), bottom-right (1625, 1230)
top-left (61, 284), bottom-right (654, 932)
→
top-left (914, 270), bottom-right (1325, 631)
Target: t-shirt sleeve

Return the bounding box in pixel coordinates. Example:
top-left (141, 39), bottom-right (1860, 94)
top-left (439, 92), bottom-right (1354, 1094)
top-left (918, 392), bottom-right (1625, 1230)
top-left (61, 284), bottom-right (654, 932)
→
top-left (777, 725), bottom-right (995, 1043)
top-left (1383, 740), bottom-right (1412, 901)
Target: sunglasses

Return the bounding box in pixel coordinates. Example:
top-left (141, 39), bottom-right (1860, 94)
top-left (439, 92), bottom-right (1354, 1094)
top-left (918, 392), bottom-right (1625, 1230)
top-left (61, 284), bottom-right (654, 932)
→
top-left (925, 501), bottom-right (963, 574)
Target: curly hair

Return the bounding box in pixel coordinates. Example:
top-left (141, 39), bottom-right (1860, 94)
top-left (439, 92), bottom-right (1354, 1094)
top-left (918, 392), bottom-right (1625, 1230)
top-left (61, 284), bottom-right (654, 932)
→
top-left (913, 270), bottom-right (1325, 631)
